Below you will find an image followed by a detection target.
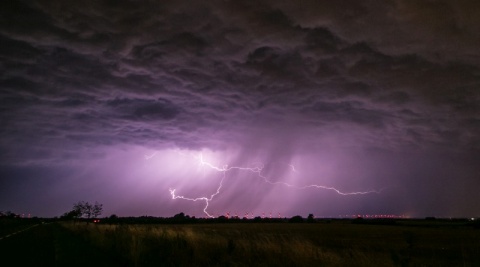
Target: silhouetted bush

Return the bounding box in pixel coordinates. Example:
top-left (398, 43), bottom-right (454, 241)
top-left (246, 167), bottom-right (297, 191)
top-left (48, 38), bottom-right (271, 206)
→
top-left (289, 215), bottom-right (304, 223)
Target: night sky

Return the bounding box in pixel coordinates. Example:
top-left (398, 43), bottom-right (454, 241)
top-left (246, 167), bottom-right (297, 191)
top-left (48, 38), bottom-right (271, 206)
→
top-left (1, 0), bottom-right (479, 218)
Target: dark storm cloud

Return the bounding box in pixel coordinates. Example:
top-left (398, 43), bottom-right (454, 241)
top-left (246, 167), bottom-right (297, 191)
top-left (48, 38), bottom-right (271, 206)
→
top-left (1, 0), bottom-right (479, 218)
top-left (1, 0), bottom-right (479, 161)
top-left (106, 97), bottom-right (180, 121)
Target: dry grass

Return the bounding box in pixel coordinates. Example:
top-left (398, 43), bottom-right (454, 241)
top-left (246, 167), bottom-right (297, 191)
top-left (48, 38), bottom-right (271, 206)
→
top-left (60, 221), bottom-right (480, 266)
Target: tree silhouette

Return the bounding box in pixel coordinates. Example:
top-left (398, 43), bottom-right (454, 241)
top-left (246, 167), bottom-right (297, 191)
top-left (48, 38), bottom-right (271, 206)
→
top-left (71, 201), bottom-right (103, 219)
top-left (61, 209), bottom-right (81, 219)
top-left (92, 201), bottom-right (103, 218)
top-left (73, 201), bottom-right (88, 218)
top-left (289, 215), bottom-right (304, 223)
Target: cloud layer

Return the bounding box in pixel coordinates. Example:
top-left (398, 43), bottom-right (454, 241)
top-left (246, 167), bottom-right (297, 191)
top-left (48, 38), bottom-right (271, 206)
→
top-left (1, 0), bottom-right (479, 217)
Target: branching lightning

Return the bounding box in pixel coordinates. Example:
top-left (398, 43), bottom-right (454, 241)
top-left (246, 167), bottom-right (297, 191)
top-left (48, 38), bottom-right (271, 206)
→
top-left (168, 152), bottom-right (385, 218)
top-left (144, 152), bottom-right (158, 160)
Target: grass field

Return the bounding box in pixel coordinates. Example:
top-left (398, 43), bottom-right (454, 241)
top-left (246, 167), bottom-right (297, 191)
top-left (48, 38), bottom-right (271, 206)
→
top-left (0, 218), bottom-right (40, 237)
top-left (60, 220), bottom-right (480, 266)
top-left (0, 220), bottom-right (126, 266)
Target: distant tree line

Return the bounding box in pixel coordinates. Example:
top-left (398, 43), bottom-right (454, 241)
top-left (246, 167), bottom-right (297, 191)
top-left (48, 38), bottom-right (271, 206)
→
top-left (98, 212), bottom-right (320, 225)
top-left (0, 211), bottom-right (21, 218)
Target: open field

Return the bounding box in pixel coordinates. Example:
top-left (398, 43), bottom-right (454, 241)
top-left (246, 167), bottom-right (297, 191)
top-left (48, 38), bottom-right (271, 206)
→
top-left (1, 218), bottom-right (479, 266)
top-left (59, 220), bottom-right (480, 266)
top-left (0, 218), bottom-right (41, 237)
top-left (0, 220), bottom-right (125, 266)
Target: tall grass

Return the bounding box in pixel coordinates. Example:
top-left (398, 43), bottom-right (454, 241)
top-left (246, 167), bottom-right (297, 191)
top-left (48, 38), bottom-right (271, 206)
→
top-left (60, 222), bottom-right (480, 266)
top-left (0, 218), bottom-right (41, 236)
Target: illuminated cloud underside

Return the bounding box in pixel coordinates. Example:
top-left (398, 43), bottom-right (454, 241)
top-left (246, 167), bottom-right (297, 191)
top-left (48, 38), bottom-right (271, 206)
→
top-left (0, 0), bottom-right (479, 217)
top-left (169, 152), bottom-right (385, 217)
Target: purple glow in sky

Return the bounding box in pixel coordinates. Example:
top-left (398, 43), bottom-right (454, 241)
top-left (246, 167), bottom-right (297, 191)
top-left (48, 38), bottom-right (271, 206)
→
top-left (1, 0), bottom-right (479, 218)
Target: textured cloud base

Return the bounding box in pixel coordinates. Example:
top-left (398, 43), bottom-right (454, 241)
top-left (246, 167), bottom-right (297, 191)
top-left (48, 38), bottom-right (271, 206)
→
top-left (1, 0), bottom-right (479, 217)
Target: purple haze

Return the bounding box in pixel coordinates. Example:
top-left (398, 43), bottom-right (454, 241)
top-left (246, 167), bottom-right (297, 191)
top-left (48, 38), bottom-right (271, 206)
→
top-left (0, 0), bottom-right (479, 218)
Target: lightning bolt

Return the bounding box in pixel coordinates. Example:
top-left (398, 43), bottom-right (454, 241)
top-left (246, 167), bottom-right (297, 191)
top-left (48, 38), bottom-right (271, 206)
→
top-left (144, 152), bottom-right (158, 160)
top-left (288, 164), bottom-right (298, 173)
top-left (168, 152), bottom-right (385, 218)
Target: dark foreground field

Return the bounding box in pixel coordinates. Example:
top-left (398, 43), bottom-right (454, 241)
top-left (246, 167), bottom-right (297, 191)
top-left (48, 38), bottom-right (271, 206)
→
top-left (0, 221), bottom-right (124, 266)
top-left (1, 219), bottom-right (480, 266)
